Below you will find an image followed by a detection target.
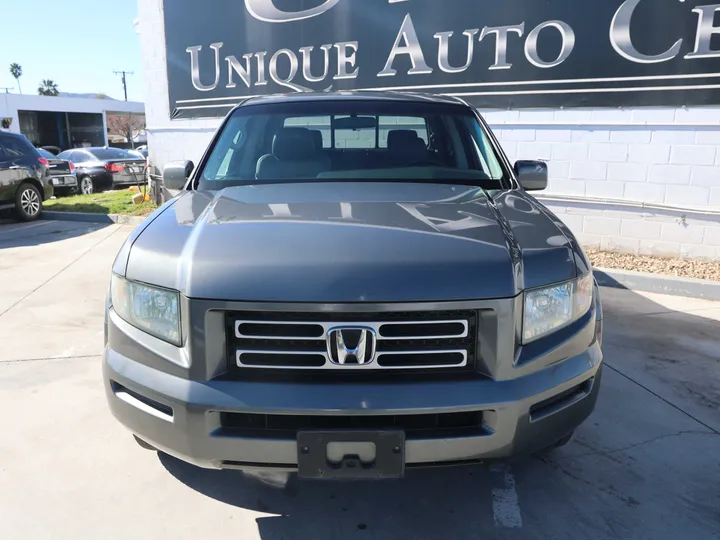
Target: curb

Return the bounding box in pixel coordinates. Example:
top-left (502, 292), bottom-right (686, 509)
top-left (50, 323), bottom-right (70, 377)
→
top-left (594, 267), bottom-right (720, 302)
top-left (41, 211), bottom-right (146, 226)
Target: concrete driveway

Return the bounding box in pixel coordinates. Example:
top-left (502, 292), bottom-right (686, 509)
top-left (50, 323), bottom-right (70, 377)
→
top-left (0, 219), bottom-right (718, 540)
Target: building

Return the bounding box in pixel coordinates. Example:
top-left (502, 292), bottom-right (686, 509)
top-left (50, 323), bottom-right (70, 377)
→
top-left (136, 0), bottom-right (720, 260)
top-left (0, 93), bottom-right (144, 151)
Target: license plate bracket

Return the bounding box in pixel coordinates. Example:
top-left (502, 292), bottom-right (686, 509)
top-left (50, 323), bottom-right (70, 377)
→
top-left (297, 430), bottom-right (405, 480)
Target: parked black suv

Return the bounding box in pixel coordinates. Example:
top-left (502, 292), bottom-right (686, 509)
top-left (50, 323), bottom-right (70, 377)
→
top-left (0, 132), bottom-right (54, 221)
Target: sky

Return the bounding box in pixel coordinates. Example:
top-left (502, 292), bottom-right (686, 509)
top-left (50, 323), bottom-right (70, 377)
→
top-left (0, 0), bottom-right (143, 102)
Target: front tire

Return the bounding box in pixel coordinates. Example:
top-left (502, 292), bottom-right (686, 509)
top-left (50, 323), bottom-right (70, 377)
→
top-left (79, 176), bottom-right (95, 195)
top-left (15, 183), bottom-right (42, 222)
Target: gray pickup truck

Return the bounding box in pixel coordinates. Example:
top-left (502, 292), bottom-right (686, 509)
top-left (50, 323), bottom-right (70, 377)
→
top-left (104, 91), bottom-right (603, 479)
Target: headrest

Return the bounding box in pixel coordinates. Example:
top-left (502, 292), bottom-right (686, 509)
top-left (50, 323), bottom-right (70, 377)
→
top-left (273, 129), bottom-right (317, 161)
top-left (308, 129), bottom-right (324, 151)
top-left (282, 127), bottom-right (324, 151)
top-left (387, 130), bottom-right (426, 153)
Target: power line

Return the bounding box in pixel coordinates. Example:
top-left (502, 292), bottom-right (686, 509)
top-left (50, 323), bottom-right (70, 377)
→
top-left (113, 70), bottom-right (134, 101)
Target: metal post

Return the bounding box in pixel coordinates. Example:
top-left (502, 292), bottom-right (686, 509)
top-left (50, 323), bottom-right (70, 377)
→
top-left (102, 111), bottom-right (109, 147)
top-left (65, 112), bottom-right (72, 148)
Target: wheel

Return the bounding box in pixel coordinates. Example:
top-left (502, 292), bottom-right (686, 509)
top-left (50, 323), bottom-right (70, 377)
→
top-left (79, 176), bottom-right (95, 195)
top-left (15, 183), bottom-right (42, 221)
top-left (133, 435), bottom-right (156, 451)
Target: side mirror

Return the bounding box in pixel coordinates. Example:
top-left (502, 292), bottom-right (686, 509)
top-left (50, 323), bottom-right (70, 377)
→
top-left (163, 160), bottom-right (194, 190)
top-left (514, 160), bottom-right (548, 191)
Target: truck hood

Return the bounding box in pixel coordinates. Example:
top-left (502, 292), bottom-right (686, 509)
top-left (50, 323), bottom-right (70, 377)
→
top-left (122, 183), bottom-right (580, 302)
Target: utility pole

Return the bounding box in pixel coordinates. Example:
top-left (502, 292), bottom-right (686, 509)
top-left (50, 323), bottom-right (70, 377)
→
top-left (113, 70), bottom-right (135, 149)
top-left (0, 87), bottom-right (13, 94)
top-left (113, 70), bottom-right (134, 101)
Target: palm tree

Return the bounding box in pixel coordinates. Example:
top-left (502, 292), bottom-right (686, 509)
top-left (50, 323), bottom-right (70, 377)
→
top-left (9, 63), bottom-right (22, 94)
top-left (38, 79), bottom-right (59, 96)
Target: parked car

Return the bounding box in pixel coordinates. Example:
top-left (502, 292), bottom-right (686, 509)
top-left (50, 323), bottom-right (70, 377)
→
top-left (104, 91), bottom-right (603, 479)
top-left (131, 146), bottom-right (149, 159)
top-left (57, 147), bottom-right (146, 195)
top-left (37, 148), bottom-right (78, 197)
top-left (39, 145), bottom-right (62, 156)
top-left (0, 132), bottom-right (54, 221)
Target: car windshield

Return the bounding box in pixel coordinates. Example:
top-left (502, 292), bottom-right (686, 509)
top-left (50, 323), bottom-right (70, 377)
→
top-left (90, 147), bottom-right (141, 160)
top-left (198, 100), bottom-right (509, 190)
top-left (37, 148), bottom-right (55, 159)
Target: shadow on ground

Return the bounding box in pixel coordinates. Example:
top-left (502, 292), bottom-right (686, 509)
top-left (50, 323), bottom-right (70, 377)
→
top-left (156, 286), bottom-right (720, 539)
top-left (161, 455), bottom-right (506, 538)
top-left (0, 218), bottom-right (110, 250)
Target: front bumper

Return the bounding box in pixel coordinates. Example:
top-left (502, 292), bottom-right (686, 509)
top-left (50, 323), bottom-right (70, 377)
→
top-left (103, 338), bottom-right (603, 471)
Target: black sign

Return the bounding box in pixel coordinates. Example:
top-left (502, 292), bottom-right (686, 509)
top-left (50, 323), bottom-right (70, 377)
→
top-left (164, 0), bottom-right (720, 119)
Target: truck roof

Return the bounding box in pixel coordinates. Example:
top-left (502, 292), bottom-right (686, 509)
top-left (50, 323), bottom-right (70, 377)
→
top-left (240, 90), bottom-right (469, 108)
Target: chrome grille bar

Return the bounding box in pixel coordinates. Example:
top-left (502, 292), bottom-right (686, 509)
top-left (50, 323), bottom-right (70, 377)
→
top-left (230, 311), bottom-right (476, 372)
top-left (235, 319), bottom-right (468, 340)
top-left (236, 349), bottom-right (467, 370)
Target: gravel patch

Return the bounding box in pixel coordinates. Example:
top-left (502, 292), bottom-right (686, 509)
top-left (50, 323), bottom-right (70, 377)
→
top-left (587, 249), bottom-right (720, 282)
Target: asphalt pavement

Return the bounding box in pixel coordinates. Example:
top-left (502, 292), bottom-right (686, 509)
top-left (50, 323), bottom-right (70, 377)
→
top-left (0, 219), bottom-right (718, 540)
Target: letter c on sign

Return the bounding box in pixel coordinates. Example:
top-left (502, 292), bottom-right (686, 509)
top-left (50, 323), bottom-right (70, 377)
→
top-left (244, 0), bottom-right (340, 23)
top-left (610, 0), bottom-right (682, 63)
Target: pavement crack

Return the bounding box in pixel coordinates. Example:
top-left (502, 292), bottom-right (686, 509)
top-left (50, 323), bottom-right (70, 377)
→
top-left (534, 454), bottom-right (642, 508)
top-left (565, 430), bottom-right (717, 460)
top-left (604, 362), bottom-right (719, 434)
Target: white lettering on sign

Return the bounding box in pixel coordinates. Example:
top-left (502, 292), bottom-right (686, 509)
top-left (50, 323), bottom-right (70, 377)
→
top-left (479, 24), bottom-right (525, 71)
top-left (610, 0), bottom-right (682, 63)
top-left (186, 42), bottom-right (223, 91)
top-left (244, 0), bottom-right (341, 23)
top-left (685, 4), bottom-right (720, 59)
top-left (378, 14), bottom-right (433, 77)
top-left (524, 21), bottom-right (576, 69)
top-left (182, 0), bottom-right (717, 98)
top-left (244, 0), bottom-right (410, 23)
top-left (434, 29), bottom-right (480, 74)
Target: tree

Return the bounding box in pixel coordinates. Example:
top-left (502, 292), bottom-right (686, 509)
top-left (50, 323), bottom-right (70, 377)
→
top-left (9, 63), bottom-right (22, 94)
top-left (38, 79), bottom-right (59, 96)
top-left (106, 114), bottom-right (146, 147)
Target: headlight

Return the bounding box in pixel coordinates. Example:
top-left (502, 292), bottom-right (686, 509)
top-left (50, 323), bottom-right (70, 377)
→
top-left (110, 274), bottom-right (181, 345)
top-left (522, 273), bottom-right (594, 344)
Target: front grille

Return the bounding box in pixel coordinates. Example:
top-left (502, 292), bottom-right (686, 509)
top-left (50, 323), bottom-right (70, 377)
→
top-left (218, 411), bottom-right (487, 440)
top-left (226, 310), bottom-right (477, 373)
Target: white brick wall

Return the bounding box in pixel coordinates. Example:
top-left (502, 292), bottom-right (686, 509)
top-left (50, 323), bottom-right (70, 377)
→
top-left (628, 144), bottom-right (671, 164)
top-left (490, 105), bottom-right (720, 259)
top-left (544, 201), bottom-right (720, 260)
top-left (138, 0), bottom-right (720, 260)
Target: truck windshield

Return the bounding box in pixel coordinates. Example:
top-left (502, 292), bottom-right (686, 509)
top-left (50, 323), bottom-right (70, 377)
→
top-left (198, 100), bottom-right (509, 190)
